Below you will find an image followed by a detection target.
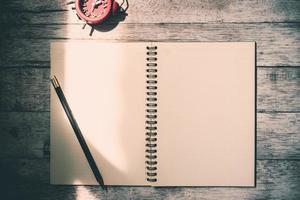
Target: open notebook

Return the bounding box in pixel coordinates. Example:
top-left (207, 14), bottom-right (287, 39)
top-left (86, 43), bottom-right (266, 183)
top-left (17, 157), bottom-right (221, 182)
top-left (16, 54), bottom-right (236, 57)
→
top-left (51, 42), bottom-right (255, 186)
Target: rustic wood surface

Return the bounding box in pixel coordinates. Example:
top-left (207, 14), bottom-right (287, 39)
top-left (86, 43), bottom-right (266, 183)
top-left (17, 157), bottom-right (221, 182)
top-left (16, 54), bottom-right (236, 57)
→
top-left (1, 0), bottom-right (300, 24)
top-left (1, 23), bottom-right (300, 67)
top-left (0, 0), bottom-right (299, 199)
top-left (1, 111), bottom-right (300, 160)
top-left (0, 159), bottom-right (299, 200)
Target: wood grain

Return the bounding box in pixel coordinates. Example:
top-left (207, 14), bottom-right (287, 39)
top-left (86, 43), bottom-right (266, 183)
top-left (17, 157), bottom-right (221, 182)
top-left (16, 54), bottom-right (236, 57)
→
top-left (1, 0), bottom-right (300, 199)
top-left (257, 112), bottom-right (300, 159)
top-left (0, 159), bottom-right (299, 199)
top-left (1, 0), bottom-right (300, 24)
top-left (1, 67), bottom-right (299, 112)
top-left (1, 23), bottom-right (299, 67)
top-left (1, 111), bottom-right (299, 160)
top-left (257, 67), bottom-right (300, 112)
top-left (0, 112), bottom-right (50, 158)
top-left (0, 68), bottom-right (50, 112)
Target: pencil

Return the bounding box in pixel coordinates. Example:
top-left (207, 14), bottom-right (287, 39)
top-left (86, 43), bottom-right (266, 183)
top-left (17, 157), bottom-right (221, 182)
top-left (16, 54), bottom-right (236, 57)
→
top-left (51, 76), bottom-right (106, 190)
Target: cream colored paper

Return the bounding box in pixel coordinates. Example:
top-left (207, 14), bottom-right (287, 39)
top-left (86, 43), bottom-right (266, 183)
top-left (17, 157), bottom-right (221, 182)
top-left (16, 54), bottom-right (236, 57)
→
top-left (51, 42), bottom-right (255, 186)
top-left (155, 42), bottom-right (255, 186)
top-left (51, 42), bottom-right (147, 185)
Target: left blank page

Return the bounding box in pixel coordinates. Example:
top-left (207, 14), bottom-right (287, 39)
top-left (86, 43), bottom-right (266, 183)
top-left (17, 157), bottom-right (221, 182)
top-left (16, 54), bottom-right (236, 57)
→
top-left (51, 42), bottom-right (147, 185)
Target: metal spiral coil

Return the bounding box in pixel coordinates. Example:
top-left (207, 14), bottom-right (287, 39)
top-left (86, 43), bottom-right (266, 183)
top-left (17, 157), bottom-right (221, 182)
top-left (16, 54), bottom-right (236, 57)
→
top-left (145, 45), bottom-right (158, 183)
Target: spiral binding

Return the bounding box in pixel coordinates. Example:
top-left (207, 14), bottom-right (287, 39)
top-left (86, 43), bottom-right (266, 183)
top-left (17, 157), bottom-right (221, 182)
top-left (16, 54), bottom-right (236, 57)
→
top-left (145, 45), bottom-right (158, 183)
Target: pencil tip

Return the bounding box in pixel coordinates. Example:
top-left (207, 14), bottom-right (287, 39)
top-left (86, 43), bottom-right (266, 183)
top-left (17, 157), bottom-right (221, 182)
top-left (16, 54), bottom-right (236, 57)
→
top-left (103, 186), bottom-right (108, 192)
top-left (99, 183), bottom-right (107, 191)
top-left (97, 179), bottom-right (107, 191)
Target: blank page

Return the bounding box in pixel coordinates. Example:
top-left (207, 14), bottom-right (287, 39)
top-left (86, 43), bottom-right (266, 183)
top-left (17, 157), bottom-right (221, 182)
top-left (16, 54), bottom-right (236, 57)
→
top-left (51, 42), bottom-right (147, 185)
top-left (156, 42), bottom-right (255, 186)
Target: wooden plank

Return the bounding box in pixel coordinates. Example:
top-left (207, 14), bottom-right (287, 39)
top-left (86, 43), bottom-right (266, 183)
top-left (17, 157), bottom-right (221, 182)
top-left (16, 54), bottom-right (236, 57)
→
top-left (257, 67), bottom-right (300, 112)
top-left (0, 1), bottom-right (298, 199)
top-left (257, 112), bottom-right (300, 159)
top-left (0, 68), bottom-right (50, 112)
top-left (0, 112), bottom-right (50, 158)
top-left (1, 0), bottom-right (300, 24)
top-left (0, 111), bottom-right (299, 159)
top-left (1, 23), bottom-right (299, 67)
top-left (0, 0), bottom-right (67, 11)
top-left (1, 67), bottom-right (299, 112)
top-left (0, 159), bottom-right (299, 199)
top-left (0, 39), bottom-right (50, 67)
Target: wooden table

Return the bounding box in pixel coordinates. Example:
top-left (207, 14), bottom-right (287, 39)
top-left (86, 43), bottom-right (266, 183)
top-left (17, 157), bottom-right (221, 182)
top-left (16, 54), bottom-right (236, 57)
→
top-left (0, 0), bottom-right (299, 199)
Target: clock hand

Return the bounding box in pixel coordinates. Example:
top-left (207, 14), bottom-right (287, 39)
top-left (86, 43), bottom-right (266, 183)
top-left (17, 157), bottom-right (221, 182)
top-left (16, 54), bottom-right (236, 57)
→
top-left (91, 0), bottom-right (102, 11)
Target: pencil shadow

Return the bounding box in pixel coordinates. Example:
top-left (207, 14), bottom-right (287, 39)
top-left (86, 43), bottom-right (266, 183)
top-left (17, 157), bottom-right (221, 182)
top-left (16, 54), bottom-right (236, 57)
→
top-left (86, 141), bottom-right (130, 186)
top-left (50, 42), bottom-right (146, 196)
top-left (71, 142), bottom-right (129, 199)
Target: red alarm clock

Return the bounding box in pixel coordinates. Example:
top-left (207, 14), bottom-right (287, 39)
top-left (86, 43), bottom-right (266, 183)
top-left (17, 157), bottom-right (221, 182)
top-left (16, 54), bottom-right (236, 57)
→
top-left (75, 0), bottom-right (120, 25)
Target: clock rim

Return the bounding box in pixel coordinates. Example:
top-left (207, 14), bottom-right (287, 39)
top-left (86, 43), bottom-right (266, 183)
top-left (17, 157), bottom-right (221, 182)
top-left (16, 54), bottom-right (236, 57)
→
top-left (75, 0), bottom-right (112, 25)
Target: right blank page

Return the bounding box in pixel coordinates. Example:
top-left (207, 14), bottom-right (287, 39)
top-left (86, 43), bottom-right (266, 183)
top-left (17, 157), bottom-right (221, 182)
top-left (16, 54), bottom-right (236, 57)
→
top-left (156, 42), bottom-right (255, 186)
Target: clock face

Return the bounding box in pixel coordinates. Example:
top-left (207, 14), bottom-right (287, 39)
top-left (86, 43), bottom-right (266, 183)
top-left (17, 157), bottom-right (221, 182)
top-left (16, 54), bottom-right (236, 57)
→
top-left (75, 0), bottom-right (112, 25)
